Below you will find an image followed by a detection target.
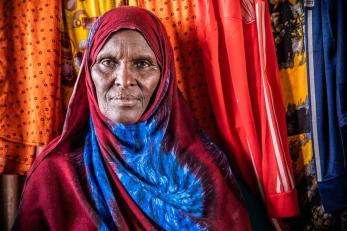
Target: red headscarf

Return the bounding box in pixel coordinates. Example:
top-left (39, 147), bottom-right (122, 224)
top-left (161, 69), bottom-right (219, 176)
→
top-left (14, 7), bottom-right (251, 231)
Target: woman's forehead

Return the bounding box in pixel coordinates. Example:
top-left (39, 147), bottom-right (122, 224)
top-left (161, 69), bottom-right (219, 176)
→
top-left (88, 10), bottom-right (165, 67)
top-left (103, 30), bottom-right (149, 48)
top-left (97, 30), bottom-right (157, 58)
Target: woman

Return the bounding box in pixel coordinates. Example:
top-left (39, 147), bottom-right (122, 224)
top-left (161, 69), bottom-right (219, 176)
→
top-left (13, 7), bottom-right (251, 231)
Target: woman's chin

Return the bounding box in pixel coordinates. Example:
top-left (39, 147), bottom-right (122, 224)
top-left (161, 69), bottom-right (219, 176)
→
top-left (107, 112), bottom-right (140, 125)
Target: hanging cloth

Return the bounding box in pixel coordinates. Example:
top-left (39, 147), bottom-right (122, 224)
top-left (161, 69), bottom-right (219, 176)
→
top-left (0, 0), bottom-right (63, 174)
top-left (305, 0), bottom-right (347, 213)
top-left (268, 1), bottom-right (337, 229)
top-left (196, 0), bottom-right (299, 220)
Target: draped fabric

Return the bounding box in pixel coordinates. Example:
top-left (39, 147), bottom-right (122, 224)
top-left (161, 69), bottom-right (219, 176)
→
top-left (84, 119), bottom-right (207, 230)
top-left (268, 1), bottom-right (336, 229)
top-left (305, 0), bottom-right (347, 216)
top-left (195, 0), bottom-right (299, 222)
top-left (0, 0), bottom-right (63, 174)
top-left (13, 7), bottom-right (251, 230)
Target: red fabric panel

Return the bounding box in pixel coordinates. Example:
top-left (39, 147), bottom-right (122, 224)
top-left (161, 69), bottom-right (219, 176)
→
top-left (196, 0), bottom-right (299, 218)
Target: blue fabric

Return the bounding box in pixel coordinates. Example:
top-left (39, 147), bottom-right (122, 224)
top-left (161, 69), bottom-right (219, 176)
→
top-left (84, 120), bottom-right (118, 231)
top-left (318, 175), bottom-right (347, 212)
top-left (305, 0), bottom-right (347, 212)
top-left (84, 117), bottom-right (206, 230)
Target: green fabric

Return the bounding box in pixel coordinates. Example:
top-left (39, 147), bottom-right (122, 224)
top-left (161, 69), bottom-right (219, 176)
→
top-left (238, 180), bottom-right (274, 231)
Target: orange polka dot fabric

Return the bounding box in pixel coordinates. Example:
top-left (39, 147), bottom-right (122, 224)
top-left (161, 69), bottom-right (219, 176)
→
top-left (136, 0), bottom-right (221, 142)
top-left (0, 0), bottom-right (63, 174)
top-left (0, 139), bottom-right (36, 175)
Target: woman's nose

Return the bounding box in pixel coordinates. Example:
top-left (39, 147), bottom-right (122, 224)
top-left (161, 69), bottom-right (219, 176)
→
top-left (115, 63), bottom-right (135, 88)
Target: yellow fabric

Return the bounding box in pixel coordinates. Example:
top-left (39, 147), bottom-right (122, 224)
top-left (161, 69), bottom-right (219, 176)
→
top-left (288, 134), bottom-right (313, 177)
top-left (280, 54), bottom-right (308, 108)
top-left (62, 0), bottom-right (127, 111)
top-left (279, 53), bottom-right (314, 178)
top-left (128, 0), bottom-right (138, 6)
top-left (64, 0), bottom-right (123, 44)
top-left (269, 0), bottom-right (314, 185)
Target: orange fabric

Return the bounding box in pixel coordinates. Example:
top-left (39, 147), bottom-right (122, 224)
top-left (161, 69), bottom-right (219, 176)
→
top-left (0, 138), bottom-right (35, 175)
top-left (137, 0), bottom-right (220, 142)
top-left (0, 0), bottom-right (63, 174)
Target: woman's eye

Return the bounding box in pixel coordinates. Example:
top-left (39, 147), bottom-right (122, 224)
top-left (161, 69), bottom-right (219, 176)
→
top-left (134, 60), bottom-right (151, 69)
top-left (101, 59), bottom-right (116, 67)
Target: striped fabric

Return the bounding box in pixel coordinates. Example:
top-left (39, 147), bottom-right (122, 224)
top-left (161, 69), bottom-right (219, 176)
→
top-left (196, 0), bottom-right (299, 222)
top-left (305, 0), bottom-right (347, 213)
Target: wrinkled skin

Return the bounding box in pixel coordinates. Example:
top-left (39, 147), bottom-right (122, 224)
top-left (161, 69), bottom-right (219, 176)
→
top-left (91, 30), bottom-right (161, 124)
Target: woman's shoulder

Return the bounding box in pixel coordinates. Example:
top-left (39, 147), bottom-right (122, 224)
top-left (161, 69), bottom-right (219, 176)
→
top-left (26, 147), bottom-right (85, 186)
top-left (13, 146), bottom-right (97, 231)
top-left (20, 146), bottom-right (88, 207)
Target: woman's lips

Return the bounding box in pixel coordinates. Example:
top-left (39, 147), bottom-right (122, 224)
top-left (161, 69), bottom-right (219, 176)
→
top-left (110, 96), bottom-right (139, 107)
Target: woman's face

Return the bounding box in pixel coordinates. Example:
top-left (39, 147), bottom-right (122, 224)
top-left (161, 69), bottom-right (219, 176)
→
top-left (91, 30), bottom-right (161, 124)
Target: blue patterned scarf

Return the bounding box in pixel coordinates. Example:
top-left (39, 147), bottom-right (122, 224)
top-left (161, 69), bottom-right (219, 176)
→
top-left (84, 117), bottom-right (206, 230)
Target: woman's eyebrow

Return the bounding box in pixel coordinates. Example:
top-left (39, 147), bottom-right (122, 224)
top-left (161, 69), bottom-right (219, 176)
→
top-left (96, 52), bottom-right (118, 60)
top-left (132, 54), bottom-right (156, 62)
top-left (96, 52), bottom-right (155, 61)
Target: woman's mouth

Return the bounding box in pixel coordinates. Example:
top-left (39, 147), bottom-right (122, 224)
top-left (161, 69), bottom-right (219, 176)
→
top-left (111, 96), bottom-right (139, 107)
